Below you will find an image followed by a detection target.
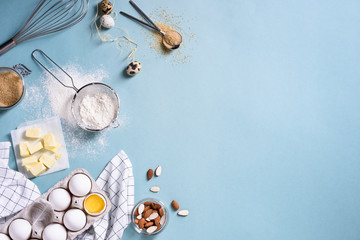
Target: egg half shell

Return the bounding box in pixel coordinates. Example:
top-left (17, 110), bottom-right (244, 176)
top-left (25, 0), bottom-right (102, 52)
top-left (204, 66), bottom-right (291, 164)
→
top-left (68, 173), bottom-right (92, 197)
top-left (8, 219), bottom-right (32, 240)
top-left (48, 188), bottom-right (71, 211)
top-left (43, 224), bottom-right (67, 240)
top-left (63, 209), bottom-right (87, 231)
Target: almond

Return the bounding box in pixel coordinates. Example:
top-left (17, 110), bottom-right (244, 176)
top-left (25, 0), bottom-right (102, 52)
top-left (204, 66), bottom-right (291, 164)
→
top-left (177, 209), bottom-right (189, 216)
top-left (171, 200), bottom-right (180, 210)
top-left (151, 203), bottom-right (161, 210)
top-left (155, 165), bottom-right (162, 176)
top-left (144, 201), bottom-right (152, 206)
top-left (137, 214), bottom-right (142, 220)
top-left (154, 215), bottom-right (161, 225)
top-left (134, 208), bottom-right (139, 216)
top-left (159, 215), bottom-right (165, 225)
top-left (156, 224), bottom-right (161, 231)
top-left (138, 218), bottom-right (146, 228)
top-left (145, 221), bottom-right (154, 227)
top-left (148, 212), bottom-right (159, 220)
top-left (138, 204), bottom-right (145, 214)
top-left (150, 186), bottom-right (160, 193)
top-left (158, 207), bottom-right (164, 216)
top-left (147, 169), bottom-right (154, 180)
top-left (143, 209), bottom-right (153, 218)
top-left (143, 205), bottom-right (150, 213)
top-left (146, 226), bottom-right (157, 233)
top-left (135, 219), bottom-right (139, 224)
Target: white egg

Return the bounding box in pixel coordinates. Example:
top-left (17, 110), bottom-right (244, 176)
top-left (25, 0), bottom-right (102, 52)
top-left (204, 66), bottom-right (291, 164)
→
top-left (100, 15), bottom-right (115, 28)
top-left (42, 224), bottom-right (67, 240)
top-left (68, 173), bottom-right (92, 196)
top-left (0, 233), bottom-right (10, 240)
top-left (63, 209), bottom-right (86, 231)
top-left (8, 219), bottom-right (32, 240)
top-left (48, 188), bottom-right (71, 211)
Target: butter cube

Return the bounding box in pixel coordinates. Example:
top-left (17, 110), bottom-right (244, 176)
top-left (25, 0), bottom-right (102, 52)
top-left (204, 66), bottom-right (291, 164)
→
top-left (24, 162), bottom-right (38, 171)
top-left (19, 142), bottom-right (30, 157)
top-left (55, 153), bottom-right (62, 160)
top-left (22, 155), bottom-right (38, 166)
top-left (45, 143), bottom-right (61, 153)
top-left (28, 141), bottom-right (43, 154)
top-left (39, 154), bottom-right (56, 168)
top-left (25, 128), bottom-right (42, 139)
top-left (29, 162), bottom-right (47, 177)
top-left (43, 134), bottom-right (57, 148)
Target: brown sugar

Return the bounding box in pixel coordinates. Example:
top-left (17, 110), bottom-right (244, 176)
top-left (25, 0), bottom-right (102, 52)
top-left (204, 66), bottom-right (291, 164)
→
top-left (0, 71), bottom-right (23, 107)
top-left (163, 30), bottom-right (182, 46)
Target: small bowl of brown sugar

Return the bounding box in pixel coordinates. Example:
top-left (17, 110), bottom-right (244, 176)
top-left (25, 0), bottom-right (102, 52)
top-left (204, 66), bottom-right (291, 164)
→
top-left (0, 67), bottom-right (25, 110)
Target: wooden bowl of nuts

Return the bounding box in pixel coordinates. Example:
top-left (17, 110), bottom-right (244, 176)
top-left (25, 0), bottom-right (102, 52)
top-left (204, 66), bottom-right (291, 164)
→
top-left (131, 198), bottom-right (168, 235)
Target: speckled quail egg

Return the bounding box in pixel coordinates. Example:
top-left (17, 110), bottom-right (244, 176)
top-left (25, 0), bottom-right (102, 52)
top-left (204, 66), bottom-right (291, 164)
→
top-left (68, 173), bottom-right (92, 196)
top-left (100, 15), bottom-right (115, 29)
top-left (43, 224), bottom-right (67, 240)
top-left (9, 219), bottom-right (32, 240)
top-left (48, 188), bottom-right (71, 211)
top-left (0, 234), bottom-right (10, 240)
top-left (63, 209), bottom-right (87, 231)
top-left (126, 61), bottom-right (142, 76)
top-left (100, 0), bottom-right (113, 15)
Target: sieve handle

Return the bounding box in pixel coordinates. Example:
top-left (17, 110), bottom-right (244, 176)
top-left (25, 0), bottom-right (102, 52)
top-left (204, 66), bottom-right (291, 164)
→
top-left (31, 49), bottom-right (79, 92)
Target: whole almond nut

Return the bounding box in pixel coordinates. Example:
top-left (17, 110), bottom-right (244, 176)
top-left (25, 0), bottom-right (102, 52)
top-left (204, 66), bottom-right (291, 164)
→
top-left (177, 209), bottom-right (189, 216)
top-left (155, 165), bottom-right (162, 176)
top-left (143, 206), bottom-right (151, 213)
top-left (138, 204), bottom-right (145, 214)
top-left (138, 218), bottom-right (146, 228)
top-left (171, 200), bottom-right (180, 210)
top-left (135, 219), bottom-right (139, 224)
top-left (158, 207), bottom-right (164, 216)
top-left (159, 216), bottom-right (165, 225)
top-left (145, 221), bottom-right (154, 227)
top-left (147, 169), bottom-right (154, 180)
top-left (154, 215), bottom-right (161, 225)
top-left (150, 186), bottom-right (160, 192)
top-left (144, 202), bottom-right (152, 206)
top-left (143, 209), bottom-right (153, 218)
top-left (151, 203), bottom-right (161, 210)
top-left (134, 208), bottom-right (139, 216)
top-left (156, 224), bottom-right (161, 231)
top-left (146, 226), bottom-right (157, 233)
top-left (148, 212), bottom-right (159, 220)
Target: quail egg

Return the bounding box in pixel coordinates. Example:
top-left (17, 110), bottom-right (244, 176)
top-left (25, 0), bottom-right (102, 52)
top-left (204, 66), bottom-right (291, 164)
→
top-left (48, 188), bottom-right (71, 211)
top-left (68, 173), bottom-right (92, 196)
top-left (100, 15), bottom-right (115, 29)
top-left (43, 224), bottom-right (67, 240)
top-left (100, 0), bottom-right (113, 15)
top-left (8, 219), bottom-right (32, 240)
top-left (126, 61), bottom-right (142, 76)
top-left (63, 209), bottom-right (87, 231)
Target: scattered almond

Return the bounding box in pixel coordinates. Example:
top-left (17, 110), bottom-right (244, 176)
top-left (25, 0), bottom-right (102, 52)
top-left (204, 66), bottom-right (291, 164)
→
top-left (177, 209), bottom-right (189, 216)
top-left (155, 165), bottom-right (162, 176)
top-left (146, 226), bottom-right (157, 233)
top-left (150, 186), bottom-right (160, 193)
top-left (171, 200), bottom-right (180, 210)
top-left (147, 169), bottom-right (154, 180)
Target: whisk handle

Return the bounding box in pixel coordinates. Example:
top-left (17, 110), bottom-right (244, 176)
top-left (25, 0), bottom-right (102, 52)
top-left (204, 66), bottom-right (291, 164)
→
top-left (0, 39), bottom-right (16, 55)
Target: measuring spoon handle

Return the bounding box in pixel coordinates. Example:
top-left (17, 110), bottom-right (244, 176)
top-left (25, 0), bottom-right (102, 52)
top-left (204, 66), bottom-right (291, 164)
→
top-left (120, 11), bottom-right (160, 33)
top-left (129, 0), bottom-right (164, 34)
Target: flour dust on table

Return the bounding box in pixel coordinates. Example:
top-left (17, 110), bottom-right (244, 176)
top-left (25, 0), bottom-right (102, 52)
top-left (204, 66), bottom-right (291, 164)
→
top-left (20, 64), bottom-right (127, 160)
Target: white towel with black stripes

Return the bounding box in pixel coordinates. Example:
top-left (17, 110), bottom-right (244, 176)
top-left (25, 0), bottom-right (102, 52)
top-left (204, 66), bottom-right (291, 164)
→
top-left (0, 142), bottom-right (41, 224)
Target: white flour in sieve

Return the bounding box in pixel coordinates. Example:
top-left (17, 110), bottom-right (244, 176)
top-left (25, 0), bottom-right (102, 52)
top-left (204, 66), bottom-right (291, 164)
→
top-left (20, 64), bottom-right (129, 160)
top-left (79, 93), bottom-right (117, 129)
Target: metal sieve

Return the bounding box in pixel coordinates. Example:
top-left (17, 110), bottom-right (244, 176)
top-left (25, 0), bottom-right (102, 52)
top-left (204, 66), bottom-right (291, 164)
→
top-left (32, 49), bottom-right (120, 132)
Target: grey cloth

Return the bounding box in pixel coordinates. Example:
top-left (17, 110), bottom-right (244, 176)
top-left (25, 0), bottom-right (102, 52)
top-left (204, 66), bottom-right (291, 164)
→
top-left (0, 142), bottom-right (41, 224)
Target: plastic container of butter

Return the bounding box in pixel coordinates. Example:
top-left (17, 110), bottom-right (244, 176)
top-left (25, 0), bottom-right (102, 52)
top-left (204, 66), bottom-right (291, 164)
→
top-left (0, 168), bottom-right (111, 240)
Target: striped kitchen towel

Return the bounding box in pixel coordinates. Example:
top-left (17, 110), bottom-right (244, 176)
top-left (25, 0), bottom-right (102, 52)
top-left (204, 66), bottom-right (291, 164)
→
top-left (76, 150), bottom-right (135, 240)
top-left (0, 142), bottom-right (41, 224)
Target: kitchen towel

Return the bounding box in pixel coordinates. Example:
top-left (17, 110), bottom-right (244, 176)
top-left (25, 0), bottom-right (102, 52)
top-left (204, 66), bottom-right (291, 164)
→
top-left (0, 142), bottom-right (41, 224)
top-left (76, 150), bottom-right (135, 240)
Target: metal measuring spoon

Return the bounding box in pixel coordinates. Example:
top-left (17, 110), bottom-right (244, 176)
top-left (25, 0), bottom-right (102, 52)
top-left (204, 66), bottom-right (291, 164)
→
top-left (120, 0), bottom-right (182, 50)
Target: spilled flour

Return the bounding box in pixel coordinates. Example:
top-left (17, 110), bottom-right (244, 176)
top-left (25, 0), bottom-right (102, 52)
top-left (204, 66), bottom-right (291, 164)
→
top-left (21, 64), bottom-right (128, 160)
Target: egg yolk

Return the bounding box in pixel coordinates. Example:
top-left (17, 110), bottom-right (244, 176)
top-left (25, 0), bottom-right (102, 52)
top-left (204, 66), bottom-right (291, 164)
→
top-left (85, 194), bottom-right (105, 213)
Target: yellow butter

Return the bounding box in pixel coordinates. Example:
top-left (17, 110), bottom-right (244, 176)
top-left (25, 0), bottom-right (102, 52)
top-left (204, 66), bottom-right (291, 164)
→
top-left (45, 143), bottom-right (61, 153)
top-left (24, 162), bottom-right (38, 171)
top-left (29, 162), bottom-right (47, 177)
top-left (39, 154), bottom-right (56, 168)
top-left (25, 128), bottom-right (42, 139)
top-left (22, 155), bottom-right (38, 166)
top-left (43, 134), bottom-right (57, 148)
top-left (19, 142), bottom-right (30, 157)
top-left (55, 153), bottom-right (62, 160)
top-left (28, 141), bottom-right (43, 154)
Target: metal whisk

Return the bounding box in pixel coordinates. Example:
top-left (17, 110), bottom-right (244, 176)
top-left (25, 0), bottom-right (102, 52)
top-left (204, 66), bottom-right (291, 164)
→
top-left (0, 0), bottom-right (89, 55)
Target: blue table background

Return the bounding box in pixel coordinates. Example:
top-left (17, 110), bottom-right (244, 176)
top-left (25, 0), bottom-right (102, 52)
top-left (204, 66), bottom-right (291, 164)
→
top-left (1, 0), bottom-right (360, 239)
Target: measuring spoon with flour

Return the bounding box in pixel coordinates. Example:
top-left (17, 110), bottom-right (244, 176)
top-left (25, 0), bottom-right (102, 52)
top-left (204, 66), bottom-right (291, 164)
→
top-left (32, 49), bottom-right (120, 132)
